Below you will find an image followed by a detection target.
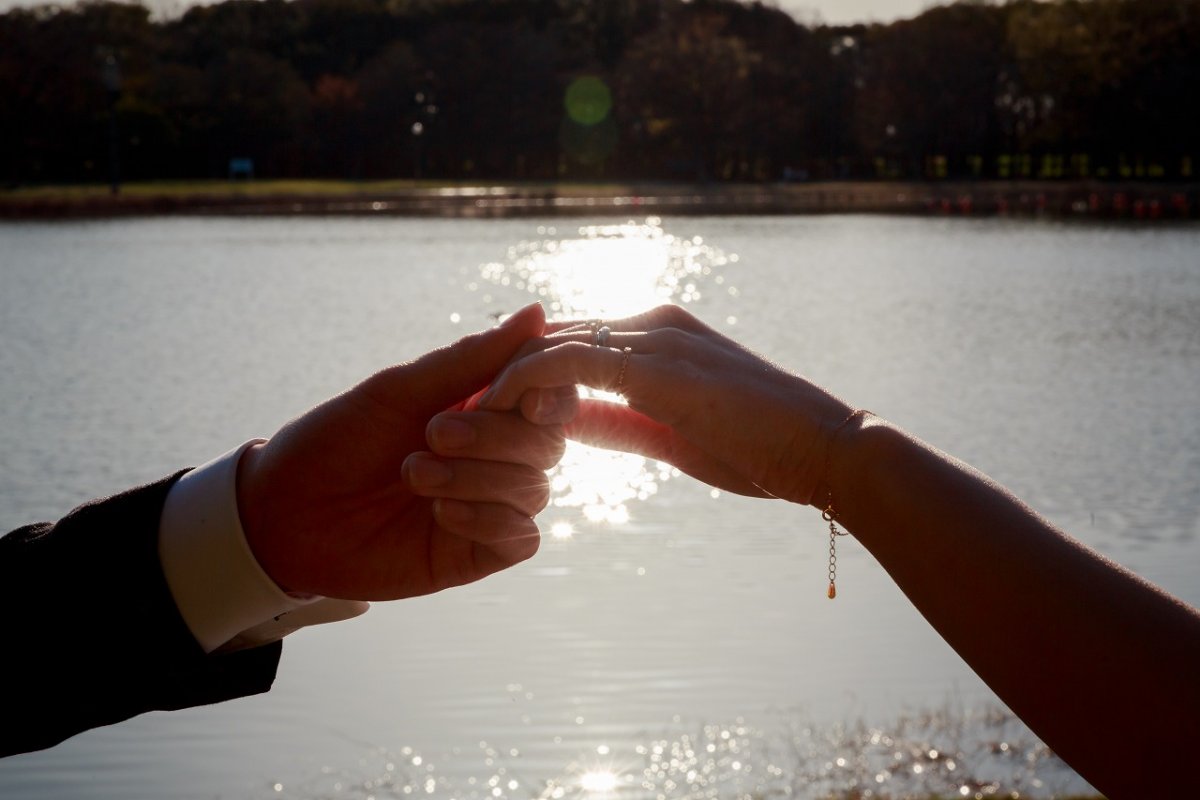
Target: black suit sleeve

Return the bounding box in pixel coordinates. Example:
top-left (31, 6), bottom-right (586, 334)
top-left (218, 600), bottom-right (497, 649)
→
top-left (0, 473), bottom-right (282, 757)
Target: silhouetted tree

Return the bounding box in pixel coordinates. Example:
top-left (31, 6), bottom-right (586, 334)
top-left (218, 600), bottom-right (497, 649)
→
top-left (2, 0), bottom-right (1197, 184)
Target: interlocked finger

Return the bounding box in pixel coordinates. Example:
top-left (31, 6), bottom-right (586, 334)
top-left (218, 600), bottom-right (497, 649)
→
top-left (480, 340), bottom-right (644, 412)
top-left (402, 454), bottom-right (551, 518)
top-left (426, 410), bottom-right (565, 470)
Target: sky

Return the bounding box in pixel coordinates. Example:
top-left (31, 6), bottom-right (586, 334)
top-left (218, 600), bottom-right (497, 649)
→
top-left (0, 0), bottom-right (943, 26)
top-left (776, 0), bottom-right (942, 25)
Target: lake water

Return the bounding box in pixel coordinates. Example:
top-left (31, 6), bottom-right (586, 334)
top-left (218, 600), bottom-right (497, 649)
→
top-left (1, 215), bottom-right (1197, 799)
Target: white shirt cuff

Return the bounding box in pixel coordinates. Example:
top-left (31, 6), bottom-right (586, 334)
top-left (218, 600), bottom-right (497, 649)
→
top-left (158, 440), bottom-right (365, 653)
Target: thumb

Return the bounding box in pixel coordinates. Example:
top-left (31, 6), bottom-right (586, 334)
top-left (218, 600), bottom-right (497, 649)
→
top-left (377, 303), bottom-right (546, 416)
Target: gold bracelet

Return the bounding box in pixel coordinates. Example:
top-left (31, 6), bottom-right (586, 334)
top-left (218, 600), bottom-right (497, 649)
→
top-left (613, 347), bottom-right (632, 395)
top-left (821, 409), bottom-right (871, 599)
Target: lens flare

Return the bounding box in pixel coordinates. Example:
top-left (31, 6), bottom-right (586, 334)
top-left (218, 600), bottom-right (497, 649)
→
top-left (564, 76), bottom-right (613, 127)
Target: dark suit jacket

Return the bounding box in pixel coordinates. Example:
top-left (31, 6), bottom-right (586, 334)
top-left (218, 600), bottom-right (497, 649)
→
top-left (0, 473), bottom-right (282, 757)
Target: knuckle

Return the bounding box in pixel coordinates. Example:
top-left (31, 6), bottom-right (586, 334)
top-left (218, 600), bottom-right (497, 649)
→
top-left (655, 303), bottom-right (690, 327)
top-left (657, 326), bottom-right (693, 353)
top-left (529, 439), bottom-right (565, 472)
top-left (560, 341), bottom-right (592, 357)
top-left (518, 391), bottom-right (542, 424)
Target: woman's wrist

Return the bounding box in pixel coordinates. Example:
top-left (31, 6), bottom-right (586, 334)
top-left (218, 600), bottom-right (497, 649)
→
top-left (770, 383), bottom-right (854, 507)
top-left (755, 385), bottom-right (848, 505)
top-left (816, 410), bottom-right (883, 515)
top-left (820, 414), bottom-right (902, 539)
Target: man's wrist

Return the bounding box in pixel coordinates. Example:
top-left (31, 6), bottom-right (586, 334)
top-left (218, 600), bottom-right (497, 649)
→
top-left (159, 440), bottom-right (321, 653)
top-left (233, 441), bottom-right (286, 591)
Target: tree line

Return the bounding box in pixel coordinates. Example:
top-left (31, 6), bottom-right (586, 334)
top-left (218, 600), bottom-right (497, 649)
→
top-left (2, 0), bottom-right (1197, 185)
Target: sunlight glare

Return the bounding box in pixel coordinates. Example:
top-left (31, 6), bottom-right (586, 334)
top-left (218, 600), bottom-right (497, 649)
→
top-left (475, 218), bottom-right (737, 528)
top-left (579, 770), bottom-right (618, 794)
top-left (478, 218), bottom-right (735, 321)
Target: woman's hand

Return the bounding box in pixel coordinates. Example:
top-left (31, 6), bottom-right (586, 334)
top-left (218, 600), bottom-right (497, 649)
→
top-left (479, 305), bottom-right (853, 505)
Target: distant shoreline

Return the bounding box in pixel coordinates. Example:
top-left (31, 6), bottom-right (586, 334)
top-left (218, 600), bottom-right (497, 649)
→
top-left (3, 180), bottom-right (1197, 221)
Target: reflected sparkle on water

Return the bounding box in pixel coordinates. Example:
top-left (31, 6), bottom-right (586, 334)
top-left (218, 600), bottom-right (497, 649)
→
top-left (577, 770), bottom-right (619, 794)
top-left (269, 706), bottom-right (1076, 800)
top-left (473, 219), bottom-right (739, 528)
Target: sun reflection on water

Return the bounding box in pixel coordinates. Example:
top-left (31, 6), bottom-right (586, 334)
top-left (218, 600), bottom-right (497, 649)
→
top-left (578, 770), bottom-right (619, 794)
top-left (472, 218), bottom-right (740, 529)
top-left (477, 218), bottom-right (739, 321)
top-left (276, 706), bottom-right (1081, 800)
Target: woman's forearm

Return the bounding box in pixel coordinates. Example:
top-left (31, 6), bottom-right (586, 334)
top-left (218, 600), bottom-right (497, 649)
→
top-left (830, 417), bottom-right (1200, 796)
top-left (481, 305), bottom-right (1199, 795)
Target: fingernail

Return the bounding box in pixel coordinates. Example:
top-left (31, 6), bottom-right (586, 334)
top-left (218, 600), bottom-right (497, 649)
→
top-left (406, 456), bottom-right (453, 488)
top-left (429, 417), bottom-right (475, 449)
top-left (435, 498), bottom-right (476, 525)
top-left (533, 390), bottom-right (557, 422)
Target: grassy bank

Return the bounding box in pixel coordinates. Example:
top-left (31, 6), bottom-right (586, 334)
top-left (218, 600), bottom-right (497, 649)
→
top-left (2, 179), bottom-right (1197, 221)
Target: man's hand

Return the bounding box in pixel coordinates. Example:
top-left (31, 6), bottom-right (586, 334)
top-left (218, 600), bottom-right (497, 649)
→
top-left (235, 303), bottom-right (561, 600)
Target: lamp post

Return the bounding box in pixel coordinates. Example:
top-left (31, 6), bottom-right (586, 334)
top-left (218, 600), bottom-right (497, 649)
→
top-left (101, 51), bottom-right (122, 195)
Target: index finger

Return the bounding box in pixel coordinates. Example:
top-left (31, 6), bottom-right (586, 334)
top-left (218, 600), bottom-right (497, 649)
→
top-left (479, 341), bottom-right (630, 411)
top-left (545, 305), bottom-right (713, 336)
